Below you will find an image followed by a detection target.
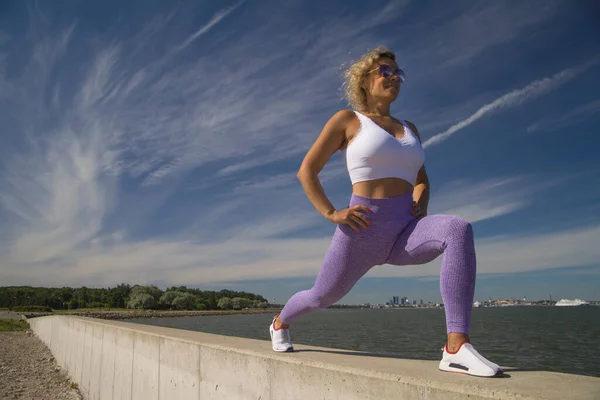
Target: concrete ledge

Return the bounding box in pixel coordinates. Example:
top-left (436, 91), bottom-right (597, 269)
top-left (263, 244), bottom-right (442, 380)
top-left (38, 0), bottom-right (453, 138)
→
top-left (29, 315), bottom-right (599, 400)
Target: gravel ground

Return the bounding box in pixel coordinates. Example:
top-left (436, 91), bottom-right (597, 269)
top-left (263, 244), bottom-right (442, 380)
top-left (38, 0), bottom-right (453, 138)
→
top-left (0, 330), bottom-right (82, 400)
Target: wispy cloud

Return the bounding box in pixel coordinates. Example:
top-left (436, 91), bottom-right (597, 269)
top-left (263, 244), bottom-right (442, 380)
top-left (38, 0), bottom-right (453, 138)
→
top-left (423, 57), bottom-right (600, 148)
top-left (527, 99), bottom-right (600, 133)
top-left (171, 1), bottom-right (245, 55)
top-left (428, 175), bottom-right (569, 224)
top-left (3, 217), bottom-right (600, 288)
top-left (0, 2), bottom-right (410, 277)
top-left (412, 1), bottom-right (559, 68)
top-left (431, 177), bottom-right (525, 220)
top-left (233, 172), bottom-right (298, 193)
top-left (1, 169), bottom-right (586, 288)
top-left (2, 126), bottom-right (112, 264)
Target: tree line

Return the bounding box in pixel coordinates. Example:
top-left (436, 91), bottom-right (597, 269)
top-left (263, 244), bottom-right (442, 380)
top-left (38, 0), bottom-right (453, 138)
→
top-left (0, 284), bottom-right (270, 311)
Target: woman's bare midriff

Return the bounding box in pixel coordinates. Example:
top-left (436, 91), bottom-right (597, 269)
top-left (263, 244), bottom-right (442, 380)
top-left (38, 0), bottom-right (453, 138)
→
top-left (351, 177), bottom-right (414, 199)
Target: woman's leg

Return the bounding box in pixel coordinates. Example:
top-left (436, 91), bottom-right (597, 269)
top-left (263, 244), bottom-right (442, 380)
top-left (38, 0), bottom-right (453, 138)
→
top-left (270, 224), bottom-right (381, 352)
top-left (385, 214), bottom-right (500, 376)
top-left (276, 192), bottom-right (413, 328)
top-left (278, 224), bottom-right (380, 325)
top-left (386, 215), bottom-right (476, 337)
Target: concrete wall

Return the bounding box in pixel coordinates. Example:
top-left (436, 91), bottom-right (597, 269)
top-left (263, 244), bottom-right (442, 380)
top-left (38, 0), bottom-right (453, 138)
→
top-left (29, 315), bottom-right (599, 400)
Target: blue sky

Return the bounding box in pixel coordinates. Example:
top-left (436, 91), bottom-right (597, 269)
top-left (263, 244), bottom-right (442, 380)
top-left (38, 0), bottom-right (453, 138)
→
top-left (1, 0), bottom-right (599, 305)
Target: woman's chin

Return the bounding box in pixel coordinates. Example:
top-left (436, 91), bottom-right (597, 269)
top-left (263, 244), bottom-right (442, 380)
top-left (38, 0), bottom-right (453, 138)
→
top-left (383, 92), bottom-right (399, 102)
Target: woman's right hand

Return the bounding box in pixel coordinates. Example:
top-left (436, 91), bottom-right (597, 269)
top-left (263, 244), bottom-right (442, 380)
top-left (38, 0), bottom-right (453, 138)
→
top-left (327, 205), bottom-right (372, 232)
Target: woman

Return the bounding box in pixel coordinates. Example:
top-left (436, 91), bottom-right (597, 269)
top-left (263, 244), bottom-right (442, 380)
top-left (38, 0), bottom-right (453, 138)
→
top-left (269, 46), bottom-right (502, 377)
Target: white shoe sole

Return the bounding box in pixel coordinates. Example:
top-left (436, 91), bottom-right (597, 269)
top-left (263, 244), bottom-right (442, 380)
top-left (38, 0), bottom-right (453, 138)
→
top-left (269, 326), bottom-right (294, 352)
top-left (439, 361), bottom-right (502, 377)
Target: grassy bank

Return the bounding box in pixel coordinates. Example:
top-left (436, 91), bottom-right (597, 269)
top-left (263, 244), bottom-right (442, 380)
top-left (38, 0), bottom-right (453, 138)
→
top-left (0, 318), bottom-right (29, 332)
top-left (22, 308), bottom-right (282, 320)
top-left (53, 307), bottom-right (130, 314)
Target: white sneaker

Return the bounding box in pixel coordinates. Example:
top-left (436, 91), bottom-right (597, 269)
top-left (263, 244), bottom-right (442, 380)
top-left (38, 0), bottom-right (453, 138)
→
top-left (439, 342), bottom-right (502, 377)
top-left (269, 316), bottom-right (294, 352)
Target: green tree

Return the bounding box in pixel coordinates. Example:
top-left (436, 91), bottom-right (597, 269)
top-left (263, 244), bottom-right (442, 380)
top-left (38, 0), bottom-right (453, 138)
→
top-left (231, 297), bottom-right (251, 310)
top-left (195, 299), bottom-right (207, 310)
top-left (127, 293), bottom-right (156, 309)
top-left (217, 297), bottom-right (232, 310)
top-left (129, 285), bottom-right (163, 304)
top-left (159, 291), bottom-right (179, 308)
top-left (107, 284), bottom-right (130, 308)
top-left (0, 285), bottom-right (268, 311)
top-left (172, 293), bottom-right (197, 310)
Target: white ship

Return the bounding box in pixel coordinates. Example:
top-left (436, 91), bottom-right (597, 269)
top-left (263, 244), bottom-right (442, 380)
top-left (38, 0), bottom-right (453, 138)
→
top-left (473, 301), bottom-right (482, 308)
top-left (555, 298), bottom-right (589, 307)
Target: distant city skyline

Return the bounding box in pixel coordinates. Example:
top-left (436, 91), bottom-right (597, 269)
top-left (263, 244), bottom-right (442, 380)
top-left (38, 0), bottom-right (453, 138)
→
top-left (252, 265), bottom-right (600, 306)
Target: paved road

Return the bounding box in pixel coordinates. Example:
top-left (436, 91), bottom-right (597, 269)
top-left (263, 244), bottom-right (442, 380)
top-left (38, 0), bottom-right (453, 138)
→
top-left (0, 311), bottom-right (22, 320)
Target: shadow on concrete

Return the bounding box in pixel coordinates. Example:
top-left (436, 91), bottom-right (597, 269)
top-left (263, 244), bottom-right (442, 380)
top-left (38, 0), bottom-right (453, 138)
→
top-left (292, 349), bottom-right (547, 378)
top-left (294, 348), bottom-right (423, 361)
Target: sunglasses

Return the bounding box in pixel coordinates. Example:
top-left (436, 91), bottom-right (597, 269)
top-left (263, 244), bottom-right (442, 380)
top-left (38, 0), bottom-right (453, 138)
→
top-left (368, 64), bottom-right (406, 83)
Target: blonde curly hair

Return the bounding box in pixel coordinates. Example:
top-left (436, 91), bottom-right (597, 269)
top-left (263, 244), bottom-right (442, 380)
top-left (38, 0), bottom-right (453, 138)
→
top-left (341, 46), bottom-right (397, 111)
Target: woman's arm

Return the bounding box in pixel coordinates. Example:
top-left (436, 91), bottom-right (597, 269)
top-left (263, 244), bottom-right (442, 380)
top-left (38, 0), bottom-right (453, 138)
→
top-left (413, 165), bottom-right (430, 212)
top-left (405, 121), bottom-right (430, 214)
top-left (297, 110), bottom-right (354, 220)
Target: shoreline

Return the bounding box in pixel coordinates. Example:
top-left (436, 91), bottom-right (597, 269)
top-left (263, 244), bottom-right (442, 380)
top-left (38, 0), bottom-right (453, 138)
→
top-left (19, 308), bottom-right (283, 320)
top-left (13, 304), bottom-right (599, 321)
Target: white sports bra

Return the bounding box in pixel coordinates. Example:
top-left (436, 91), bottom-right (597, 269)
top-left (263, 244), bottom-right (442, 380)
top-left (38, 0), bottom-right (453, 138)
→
top-left (341, 111), bottom-right (425, 185)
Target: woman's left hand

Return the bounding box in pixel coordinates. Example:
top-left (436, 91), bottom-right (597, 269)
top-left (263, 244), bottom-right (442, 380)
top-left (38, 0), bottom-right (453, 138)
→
top-left (411, 201), bottom-right (427, 218)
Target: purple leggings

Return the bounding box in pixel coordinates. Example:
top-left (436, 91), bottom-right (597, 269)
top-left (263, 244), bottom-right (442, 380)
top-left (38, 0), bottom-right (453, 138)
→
top-left (279, 193), bottom-right (477, 334)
